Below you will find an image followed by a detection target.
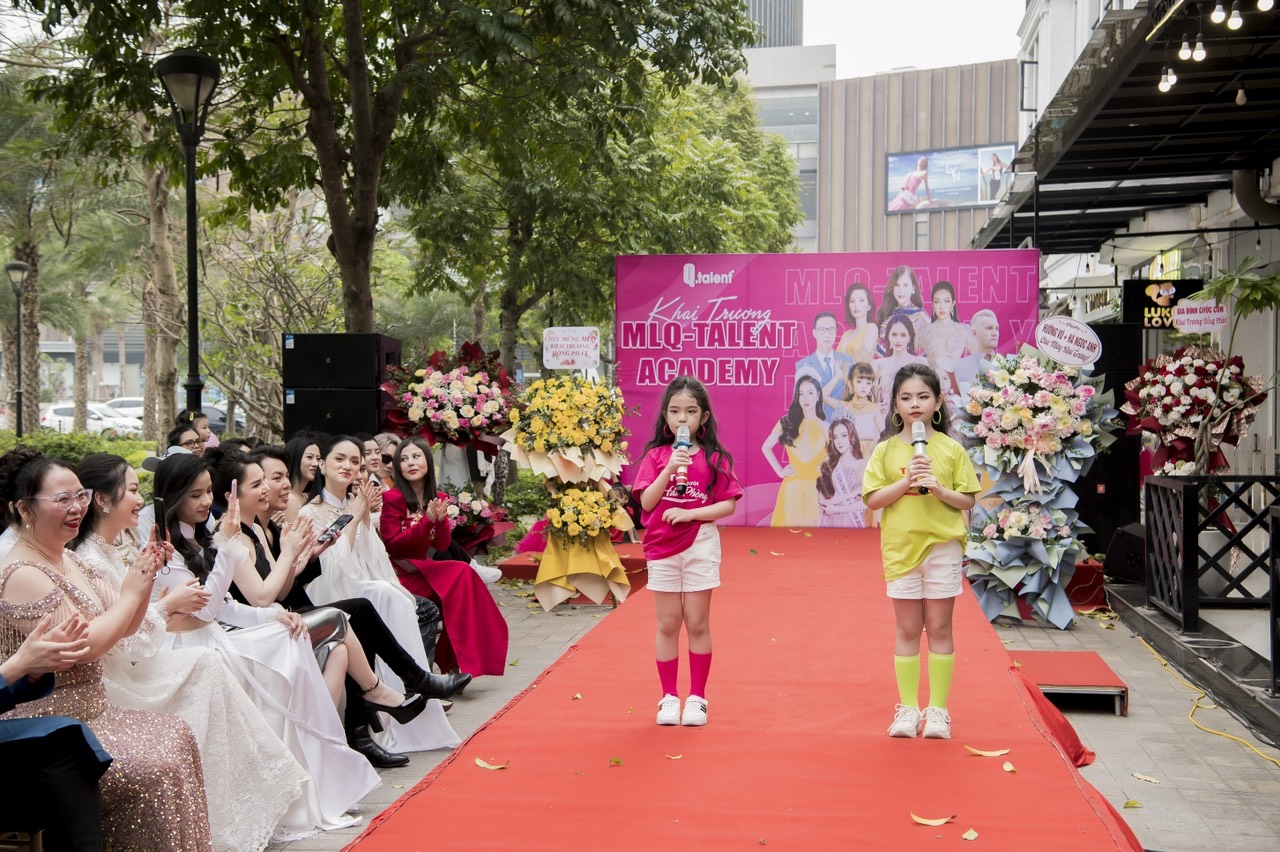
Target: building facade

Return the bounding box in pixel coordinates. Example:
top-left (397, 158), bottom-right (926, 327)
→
top-left (745, 0), bottom-right (804, 48)
top-left (817, 60), bottom-right (1021, 252)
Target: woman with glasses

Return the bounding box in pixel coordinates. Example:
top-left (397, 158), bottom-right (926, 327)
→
top-left (167, 424), bottom-right (206, 458)
top-left (0, 446), bottom-right (213, 850)
top-left (72, 453), bottom-right (308, 851)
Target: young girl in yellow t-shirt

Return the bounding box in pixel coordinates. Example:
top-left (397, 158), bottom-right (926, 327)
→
top-left (863, 364), bottom-right (980, 740)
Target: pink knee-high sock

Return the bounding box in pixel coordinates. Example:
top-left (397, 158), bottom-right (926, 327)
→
top-left (688, 651), bottom-right (712, 698)
top-left (656, 658), bottom-right (679, 696)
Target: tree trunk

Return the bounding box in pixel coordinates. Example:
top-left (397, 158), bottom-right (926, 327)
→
top-left (472, 287), bottom-right (486, 345)
top-left (1, 326), bottom-right (14, 430)
top-left (116, 323), bottom-right (128, 397)
top-left (14, 241), bottom-right (41, 435)
top-left (72, 281), bottom-right (89, 431)
top-left (144, 161), bottom-right (181, 440)
top-left (91, 320), bottom-right (106, 400)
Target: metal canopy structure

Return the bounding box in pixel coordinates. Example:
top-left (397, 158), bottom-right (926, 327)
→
top-left (973, 1), bottom-right (1280, 255)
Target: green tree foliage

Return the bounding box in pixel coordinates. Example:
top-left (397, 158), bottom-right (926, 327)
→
top-left (402, 78), bottom-right (802, 369)
top-left (19, 0), bottom-right (758, 333)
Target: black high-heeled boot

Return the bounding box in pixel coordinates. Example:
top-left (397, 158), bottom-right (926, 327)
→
top-left (362, 680), bottom-right (428, 730)
top-left (347, 725), bottom-right (410, 769)
top-left (406, 670), bottom-right (472, 700)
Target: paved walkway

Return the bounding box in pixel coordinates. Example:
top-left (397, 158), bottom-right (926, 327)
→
top-left (270, 583), bottom-right (1280, 852)
top-left (268, 580), bottom-right (611, 851)
top-left (1000, 606), bottom-right (1280, 852)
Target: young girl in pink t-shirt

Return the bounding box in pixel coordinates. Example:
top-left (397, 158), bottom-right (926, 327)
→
top-left (632, 376), bottom-right (742, 727)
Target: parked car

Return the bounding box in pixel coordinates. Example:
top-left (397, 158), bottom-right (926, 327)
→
top-left (103, 396), bottom-right (146, 419)
top-left (204, 402), bottom-right (246, 435)
top-left (41, 402), bottom-right (144, 436)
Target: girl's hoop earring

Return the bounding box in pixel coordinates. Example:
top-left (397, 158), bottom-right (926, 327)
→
top-left (697, 425), bottom-right (706, 440)
top-left (662, 424), bottom-right (673, 439)
top-left (891, 413), bottom-right (903, 429)
top-left (933, 410), bottom-right (943, 426)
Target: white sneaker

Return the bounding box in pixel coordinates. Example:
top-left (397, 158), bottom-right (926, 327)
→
top-left (888, 704), bottom-right (922, 738)
top-left (656, 694), bottom-right (681, 726)
top-left (471, 560), bottom-right (503, 584)
top-left (681, 695), bottom-right (708, 727)
top-left (922, 706), bottom-right (952, 739)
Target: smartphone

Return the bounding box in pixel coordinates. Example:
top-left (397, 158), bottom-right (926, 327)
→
top-left (152, 497), bottom-right (168, 543)
top-left (316, 513), bottom-right (354, 544)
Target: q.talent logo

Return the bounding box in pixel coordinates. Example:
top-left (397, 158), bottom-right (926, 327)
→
top-left (681, 262), bottom-right (735, 288)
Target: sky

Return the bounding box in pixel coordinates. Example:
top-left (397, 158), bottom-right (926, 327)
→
top-left (802, 0), bottom-right (1027, 79)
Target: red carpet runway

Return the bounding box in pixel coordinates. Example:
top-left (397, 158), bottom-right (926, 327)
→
top-left (347, 528), bottom-right (1138, 850)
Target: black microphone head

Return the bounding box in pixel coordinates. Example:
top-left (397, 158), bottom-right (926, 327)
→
top-left (676, 424), bottom-right (691, 443)
top-left (911, 421), bottom-right (927, 443)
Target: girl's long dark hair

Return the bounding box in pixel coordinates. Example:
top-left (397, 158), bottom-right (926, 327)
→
top-left (778, 374), bottom-right (826, 448)
top-left (72, 453), bottom-right (131, 549)
top-left (816, 419), bottom-right (861, 499)
top-left (153, 453), bottom-right (215, 581)
top-left (642, 376), bottom-right (734, 492)
top-left (390, 436), bottom-right (435, 515)
top-left (875, 265), bottom-right (924, 327)
top-left (881, 363), bottom-right (951, 439)
top-left (306, 434), bottom-right (364, 503)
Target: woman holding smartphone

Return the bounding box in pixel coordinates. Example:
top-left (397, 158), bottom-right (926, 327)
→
top-left (298, 436), bottom-right (455, 699)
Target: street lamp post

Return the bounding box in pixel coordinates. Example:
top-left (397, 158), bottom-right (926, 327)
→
top-left (5, 261), bottom-right (30, 438)
top-left (155, 49), bottom-right (220, 414)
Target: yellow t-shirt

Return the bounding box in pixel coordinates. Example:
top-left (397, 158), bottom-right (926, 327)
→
top-left (862, 430), bottom-right (981, 580)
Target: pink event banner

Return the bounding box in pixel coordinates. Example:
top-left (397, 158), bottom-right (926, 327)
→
top-left (615, 250), bottom-right (1040, 528)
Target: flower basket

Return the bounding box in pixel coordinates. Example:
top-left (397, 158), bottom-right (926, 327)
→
top-left (381, 341), bottom-right (516, 455)
top-left (1119, 345), bottom-right (1267, 476)
top-left (957, 345), bottom-right (1121, 628)
top-left (500, 375), bottom-right (632, 611)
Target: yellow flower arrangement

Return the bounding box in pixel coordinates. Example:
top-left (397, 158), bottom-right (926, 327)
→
top-left (502, 375), bottom-right (629, 484)
top-left (545, 485), bottom-right (620, 547)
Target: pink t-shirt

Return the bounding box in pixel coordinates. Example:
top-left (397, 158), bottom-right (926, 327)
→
top-left (632, 445), bottom-right (743, 561)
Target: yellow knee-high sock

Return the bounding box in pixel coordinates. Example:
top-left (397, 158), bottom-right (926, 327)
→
top-left (893, 655), bottom-right (920, 708)
top-left (928, 652), bottom-right (955, 709)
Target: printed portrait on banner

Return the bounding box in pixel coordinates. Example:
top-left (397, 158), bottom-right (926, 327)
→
top-left (616, 251), bottom-right (1040, 528)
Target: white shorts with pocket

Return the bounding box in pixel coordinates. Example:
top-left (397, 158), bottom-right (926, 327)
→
top-left (646, 523), bottom-right (722, 593)
top-left (885, 540), bottom-right (964, 599)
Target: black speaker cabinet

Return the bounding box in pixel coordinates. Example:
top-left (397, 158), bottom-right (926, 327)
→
top-left (1075, 323), bottom-right (1144, 553)
top-left (1104, 522), bottom-right (1146, 584)
top-left (282, 388), bottom-right (386, 438)
top-left (282, 333), bottom-right (401, 389)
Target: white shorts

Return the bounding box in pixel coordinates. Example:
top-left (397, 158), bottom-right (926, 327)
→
top-left (885, 540), bottom-right (964, 600)
top-left (647, 523), bottom-right (721, 593)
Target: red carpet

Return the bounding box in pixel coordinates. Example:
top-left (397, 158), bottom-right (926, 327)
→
top-left (347, 528), bottom-right (1139, 851)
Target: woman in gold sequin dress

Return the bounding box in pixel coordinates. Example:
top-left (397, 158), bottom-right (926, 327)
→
top-left (0, 448), bottom-right (212, 852)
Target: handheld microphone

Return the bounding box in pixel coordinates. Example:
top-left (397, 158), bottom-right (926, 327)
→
top-left (674, 424), bottom-right (692, 495)
top-left (910, 421), bottom-right (929, 495)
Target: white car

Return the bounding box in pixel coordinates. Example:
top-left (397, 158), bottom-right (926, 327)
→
top-left (103, 396), bottom-right (146, 419)
top-left (41, 402), bottom-right (144, 436)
